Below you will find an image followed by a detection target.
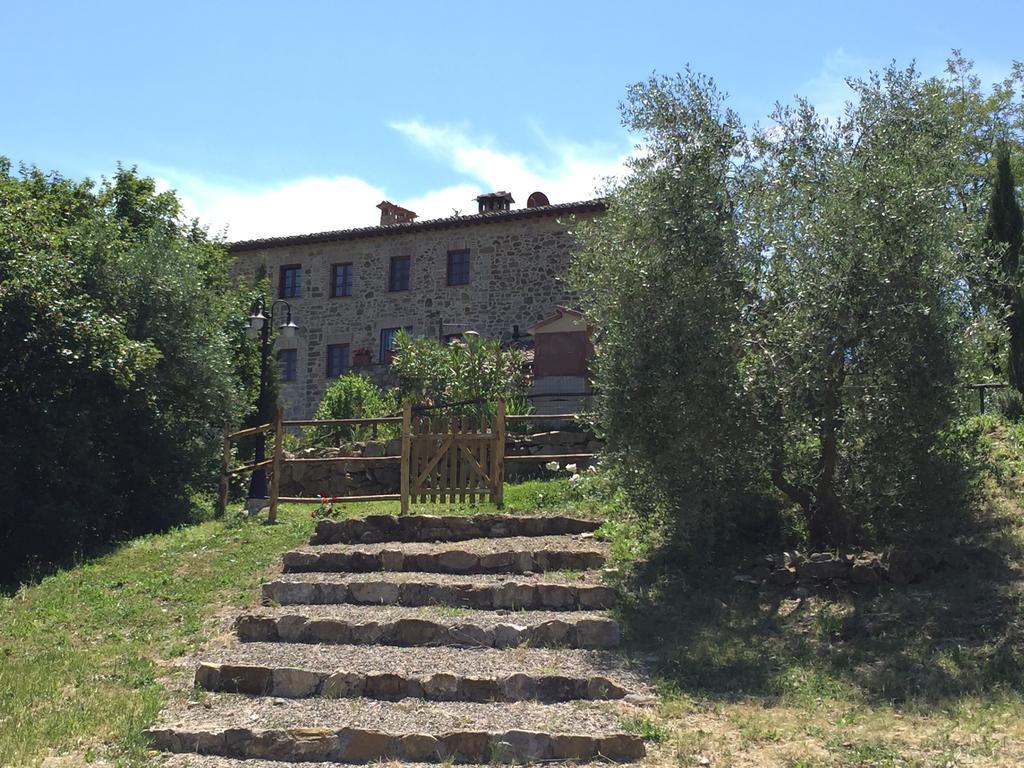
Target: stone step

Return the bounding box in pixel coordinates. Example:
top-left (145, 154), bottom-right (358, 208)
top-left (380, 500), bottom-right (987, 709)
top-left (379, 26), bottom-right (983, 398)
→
top-left (195, 643), bottom-right (650, 702)
top-left (196, 662), bottom-right (629, 702)
top-left (146, 696), bottom-right (645, 763)
top-left (262, 572), bottom-right (616, 610)
top-left (235, 606), bottom-right (621, 649)
top-left (310, 513), bottom-right (602, 545)
top-left (282, 535), bottom-right (608, 575)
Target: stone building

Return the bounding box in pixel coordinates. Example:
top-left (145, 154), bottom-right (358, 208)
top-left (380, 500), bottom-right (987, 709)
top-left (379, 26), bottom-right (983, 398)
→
top-left (228, 193), bottom-right (604, 418)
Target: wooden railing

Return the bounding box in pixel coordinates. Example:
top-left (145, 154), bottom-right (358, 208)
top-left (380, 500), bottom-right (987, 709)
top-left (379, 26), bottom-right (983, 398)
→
top-left (219, 401), bottom-right (597, 520)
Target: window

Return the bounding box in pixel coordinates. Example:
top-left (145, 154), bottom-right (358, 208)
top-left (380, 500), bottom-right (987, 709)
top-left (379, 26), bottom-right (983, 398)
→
top-left (277, 348), bottom-right (297, 382)
top-left (389, 255), bottom-right (410, 292)
top-left (447, 249), bottom-right (470, 286)
top-left (326, 343), bottom-right (350, 378)
top-left (380, 326), bottom-right (412, 364)
top-left (279, 264), bottom-right (302, 298)
top-left (330, 263), bottom-right (353, 297)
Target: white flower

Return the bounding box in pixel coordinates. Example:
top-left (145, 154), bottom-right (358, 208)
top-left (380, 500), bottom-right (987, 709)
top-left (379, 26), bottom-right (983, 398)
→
top-left (565, 464), bottom-right (577, 473)
top-left (545, 461), bottom-right (560, 471)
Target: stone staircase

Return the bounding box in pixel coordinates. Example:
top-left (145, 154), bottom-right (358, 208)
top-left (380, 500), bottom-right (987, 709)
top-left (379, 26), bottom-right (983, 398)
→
top-left (147, 513), bottom-right (652, 765)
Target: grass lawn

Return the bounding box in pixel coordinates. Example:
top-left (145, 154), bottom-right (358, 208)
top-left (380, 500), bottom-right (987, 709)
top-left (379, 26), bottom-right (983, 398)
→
top-left (0, 479), bottom-right (590, 767)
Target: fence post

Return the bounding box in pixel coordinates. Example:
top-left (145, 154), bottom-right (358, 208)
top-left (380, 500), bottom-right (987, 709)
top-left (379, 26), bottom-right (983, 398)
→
top-left (268, 406), bottom-right (284, 523)
top-left (217, 423), bottom-right (230, 517)
top-left (400, 400), bottom-right (412, 515)
top-left (492, 399), bottom-right (505, 508)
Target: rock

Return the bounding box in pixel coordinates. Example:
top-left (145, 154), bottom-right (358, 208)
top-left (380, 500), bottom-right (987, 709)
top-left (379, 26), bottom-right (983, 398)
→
top-left (576, 618), bottom-right (621, 649)
top-left (194, 662), bottom-right (221, 690)
top-left (364, 672), bottom-right (411, 700)
top-left (275, 614), bottom-right (309, 641)
top-left (338, 728), bottom-right (392, 761)
top-left (598, 734), bottom-right (646, 761)
top-left (422, 672), bottom-right (460, 700)
top-left (800, 557), bottom-right (849, 580)
top-left (586, 676), bottom-right (628, 699)
top-left (493, 623), bottom-right (527, 648)
top-left (578, 585), bottom-right (617, 609)
top-left (321, 672), bottom-right (364, 698)
top-left (537, 584), bottom-right (575, 609)
top-left (399, 733), bottom-right (441, 761)
top-left (499, 673), bottom-right (537, 701)
top-left (440, 731), bottom-right (490, 761)
top-left (362, 441), bottom-right (385, 458)
top-left (218, 665), bottom-right (272, 695)
top-left (551, 734), bottom-right (598, 760)
top-left (449, 622), bottom-right (493, 646)
top-left (271, 667), bottom-right (322, 697)
top-left (393, 618), bottom-right (447, 645)
top-left (235, 615), bottom-right (277, 641)
top-left (264, 580), bottom-right (316, 604)
top-left (437, 550), bottom-right (478, 572)
top-left (531, 619), bottom-right (575, 647)
top-left (348, 581), bottom-right (400, 604)
top-left (536, 675), bottom-right (585, 701)
top-left (379, 549), bottom-right (405, 571)
top-left (459, 676), bottom-right (499, 702)
top-left (501, 730), bottom-right (553, 762)
top-left (306, 618), bottom-right (349, 644)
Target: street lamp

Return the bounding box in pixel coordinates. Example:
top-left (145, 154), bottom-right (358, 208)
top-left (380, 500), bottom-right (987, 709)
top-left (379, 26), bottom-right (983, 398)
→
top-left (246, 297), bottom-right (297, 510)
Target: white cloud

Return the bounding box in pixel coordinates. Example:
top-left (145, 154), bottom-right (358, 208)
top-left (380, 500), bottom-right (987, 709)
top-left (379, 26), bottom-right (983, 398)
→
top-left (390, 119), bottom-right (629, 207)
top-left (148, 121), bottom-right (631, 241)
top-left (797, 47), bottom-right (873, 122)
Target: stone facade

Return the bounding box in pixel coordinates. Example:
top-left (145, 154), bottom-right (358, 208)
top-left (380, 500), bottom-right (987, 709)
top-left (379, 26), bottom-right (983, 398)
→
top-left (228, 201), bottom-right (604, 418)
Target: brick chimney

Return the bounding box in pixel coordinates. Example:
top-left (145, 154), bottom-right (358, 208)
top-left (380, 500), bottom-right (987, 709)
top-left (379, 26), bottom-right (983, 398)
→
top-left (377, 200), bottom-right (417, 226)
top-left (475, 191), bottom-right (514, 213)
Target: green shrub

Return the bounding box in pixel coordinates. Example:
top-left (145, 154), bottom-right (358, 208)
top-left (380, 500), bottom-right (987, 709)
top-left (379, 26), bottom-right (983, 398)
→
top-left (307, 373), bottom-right (397, 445)
top-left (0, 162), bottom-right (251, 588)
top-left (391, 331), bottom-right (527, 419)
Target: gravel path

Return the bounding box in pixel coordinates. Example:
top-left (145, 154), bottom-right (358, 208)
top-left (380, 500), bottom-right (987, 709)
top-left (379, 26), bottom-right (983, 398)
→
top-left (157, 693), bottom-right (639, 736)
top-left (196, 642), bottom-right (652, 691)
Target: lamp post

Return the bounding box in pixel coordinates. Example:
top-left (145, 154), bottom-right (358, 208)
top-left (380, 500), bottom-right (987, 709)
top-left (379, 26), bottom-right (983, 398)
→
top-left (246, 297), bottom-right (298, 506)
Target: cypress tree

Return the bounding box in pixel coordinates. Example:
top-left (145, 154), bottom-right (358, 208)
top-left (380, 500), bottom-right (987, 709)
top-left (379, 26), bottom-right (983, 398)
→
top-left (988, 141), bottom-right (1024, 392)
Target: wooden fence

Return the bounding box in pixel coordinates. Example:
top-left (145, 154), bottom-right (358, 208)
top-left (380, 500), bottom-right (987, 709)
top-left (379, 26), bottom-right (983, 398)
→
top-left (219, 400), bottom-right (595, 520)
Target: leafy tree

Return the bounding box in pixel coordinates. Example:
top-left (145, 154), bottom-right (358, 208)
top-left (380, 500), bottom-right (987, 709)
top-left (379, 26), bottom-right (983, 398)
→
top-left (569, 72), bottom-right (762, 558)
top-left (392, 331), bottom-right (527, 418)
top-left (0, 161), bottom-right (249, 587)
top-left (743, 65), bottom-right (972, 547)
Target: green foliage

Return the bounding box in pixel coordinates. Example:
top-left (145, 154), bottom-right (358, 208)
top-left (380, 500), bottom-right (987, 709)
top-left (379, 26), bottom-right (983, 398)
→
top-left (987, 141), bottom-right (1024, 392)
top-left (742, 64), bottom-right (974, 546)
top-left (391, 331), bottom-right (527, 418)
top-left (573, 57), bottom-right (1024, 552)
top-left (307, 373), bottom-right (397, 445)
top-left (569, 70), bottom-right (766, 559)
top-left (0, 162), bottom-right (251, 587)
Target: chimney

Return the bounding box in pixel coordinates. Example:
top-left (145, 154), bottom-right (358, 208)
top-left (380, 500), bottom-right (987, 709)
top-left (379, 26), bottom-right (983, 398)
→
top-left (475, 191), bottom-right (515, 214)
top-left (377, 200), bottom-right (417, 226)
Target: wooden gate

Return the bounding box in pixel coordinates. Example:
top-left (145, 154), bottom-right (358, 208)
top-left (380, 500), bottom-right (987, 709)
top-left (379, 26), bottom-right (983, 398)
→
top-left (399, 400), bottom-right (505, 513)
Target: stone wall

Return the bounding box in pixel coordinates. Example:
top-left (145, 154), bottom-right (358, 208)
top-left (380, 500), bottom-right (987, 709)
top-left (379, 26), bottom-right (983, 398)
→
top-left (278, 430), bottom-right (601, 498)
top-left (230, 209), bottom-right (601, 418)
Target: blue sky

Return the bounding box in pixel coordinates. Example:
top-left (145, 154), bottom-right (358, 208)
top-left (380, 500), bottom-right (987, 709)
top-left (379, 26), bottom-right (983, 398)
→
top-left (2, 1), bottom-right (1021, 239)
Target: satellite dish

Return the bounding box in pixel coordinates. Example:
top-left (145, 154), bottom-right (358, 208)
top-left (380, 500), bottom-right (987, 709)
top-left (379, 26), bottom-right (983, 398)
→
top-left (527, 191), bottom-right (550, 208)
